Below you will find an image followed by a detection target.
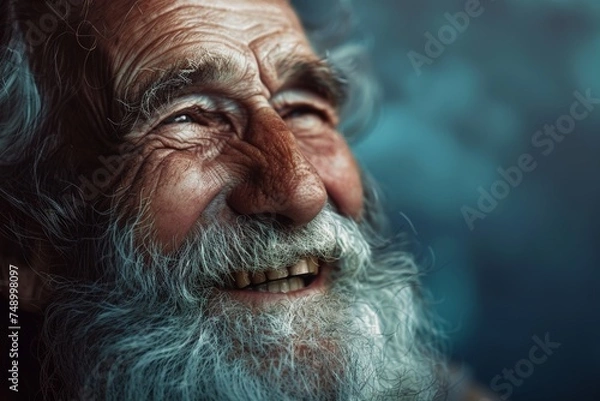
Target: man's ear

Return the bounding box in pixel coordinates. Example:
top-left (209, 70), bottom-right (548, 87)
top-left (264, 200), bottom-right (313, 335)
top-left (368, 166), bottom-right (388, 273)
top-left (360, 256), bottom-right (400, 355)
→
top-left (0, 232), bottom-right (51, 314)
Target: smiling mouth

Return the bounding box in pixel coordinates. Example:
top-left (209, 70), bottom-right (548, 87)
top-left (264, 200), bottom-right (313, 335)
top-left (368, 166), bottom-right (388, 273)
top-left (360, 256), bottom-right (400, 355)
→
top-left (224, 257), bottom-right (321, 294)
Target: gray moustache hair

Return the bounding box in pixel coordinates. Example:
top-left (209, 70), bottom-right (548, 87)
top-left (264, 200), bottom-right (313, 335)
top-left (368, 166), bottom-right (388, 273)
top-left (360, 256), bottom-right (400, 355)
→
top-left (102, 204), bottom-right (372, 301)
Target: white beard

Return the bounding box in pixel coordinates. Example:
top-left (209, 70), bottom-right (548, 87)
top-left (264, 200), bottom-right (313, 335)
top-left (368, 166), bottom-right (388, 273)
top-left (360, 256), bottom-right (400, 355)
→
top-left (42, 205), bottom-right (444, 401)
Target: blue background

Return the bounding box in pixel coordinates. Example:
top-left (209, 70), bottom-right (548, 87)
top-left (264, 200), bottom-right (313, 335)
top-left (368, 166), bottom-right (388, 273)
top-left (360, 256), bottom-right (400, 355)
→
top-left (296, 1), bottom-right (600, 400)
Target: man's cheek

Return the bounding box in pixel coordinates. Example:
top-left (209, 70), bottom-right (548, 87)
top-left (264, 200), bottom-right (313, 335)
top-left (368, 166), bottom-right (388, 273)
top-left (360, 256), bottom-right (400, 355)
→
top-left (133, 154), bottom-right (224, 250)
top-left (307, 143), bottom-right (364, 220)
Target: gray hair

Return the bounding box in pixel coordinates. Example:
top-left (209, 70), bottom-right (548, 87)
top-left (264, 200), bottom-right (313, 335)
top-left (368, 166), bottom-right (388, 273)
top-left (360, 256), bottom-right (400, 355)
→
top-left (292, 0), bottom-right (381, 142)
top-left (0, 24), bottom-right (41, 164)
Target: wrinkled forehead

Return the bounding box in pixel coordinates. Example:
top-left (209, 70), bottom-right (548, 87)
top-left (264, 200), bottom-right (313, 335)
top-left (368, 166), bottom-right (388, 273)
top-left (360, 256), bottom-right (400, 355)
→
top-left (85, 0), bottom-right (313, 92)
top-left (91, 0), bottom-right (303, 42)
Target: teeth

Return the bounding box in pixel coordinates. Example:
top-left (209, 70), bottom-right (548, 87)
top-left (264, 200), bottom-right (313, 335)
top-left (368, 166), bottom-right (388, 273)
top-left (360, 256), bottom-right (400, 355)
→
top-left (260, 277), bottom-right (305, 293)
top-left (250, 271), bottom-right (267, 285)
top-left (279, 280), bottom-right (290, 293)
top-left (288, 277), bottom-right (304, 292)
top-left (307, 257), bottom-right (319, 275)
top-left (234, 271), bottom-right (251, 289)
top-left (241, 277), bottom-right (307, 293)
top-left (228, 258), bottom-right (321, 291)
top-left (255, 283), bottom-right (268, 292)
top-left (268, 279), bottom-right (290, 293)
top-left (266, 267), bottom-right (289, 281)
top-left (288, 259), bottom-right (310, 276)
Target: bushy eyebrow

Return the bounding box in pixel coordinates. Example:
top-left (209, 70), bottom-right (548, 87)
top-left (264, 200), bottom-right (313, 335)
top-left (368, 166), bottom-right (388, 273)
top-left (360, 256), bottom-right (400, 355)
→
top-left (276, 57), bottom-right (349, 109)
top-left (117, 55), bottom-right (348, 133)
top-left (117, 55), bottom-right (235, 131)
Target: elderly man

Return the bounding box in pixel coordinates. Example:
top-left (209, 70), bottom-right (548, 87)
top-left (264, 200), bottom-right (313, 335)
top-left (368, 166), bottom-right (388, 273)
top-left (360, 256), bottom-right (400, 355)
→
top-left (0, 1), bottom-right (490, 400)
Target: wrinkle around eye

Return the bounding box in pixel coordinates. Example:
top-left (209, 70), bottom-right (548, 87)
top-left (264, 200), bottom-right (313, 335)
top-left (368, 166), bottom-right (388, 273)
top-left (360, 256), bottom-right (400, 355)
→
top-left (151, 114), bottom-right (236, 145)
top-left (127, 94), bottom-right (242, 140)
top-left (272, 90), bottom-right (340, 129)
top-left (136, 130), bottom-right (234, 161)
top-left (159, 105), bottom-right (234, 129)
top-left (278, 104), bottom-right (337, 136)
top-left (284, 113), bottom-right (329, 134)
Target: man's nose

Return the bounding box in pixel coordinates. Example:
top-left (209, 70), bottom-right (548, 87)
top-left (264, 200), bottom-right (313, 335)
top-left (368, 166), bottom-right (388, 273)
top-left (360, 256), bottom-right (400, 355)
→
top-left (227, 108), bottom-right (327, 226)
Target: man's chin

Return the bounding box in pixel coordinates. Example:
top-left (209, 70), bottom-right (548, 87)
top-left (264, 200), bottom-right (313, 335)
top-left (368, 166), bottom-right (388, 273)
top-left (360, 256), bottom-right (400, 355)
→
top-left (200, 267), bottom-right (362, 399)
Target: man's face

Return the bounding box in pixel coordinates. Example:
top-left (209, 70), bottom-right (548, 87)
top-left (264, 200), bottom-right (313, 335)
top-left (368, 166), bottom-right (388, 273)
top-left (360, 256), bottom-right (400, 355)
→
top-left (33, 1), bottom-right (440, 400)
top-left (95, 0), bottom-right (363, 249)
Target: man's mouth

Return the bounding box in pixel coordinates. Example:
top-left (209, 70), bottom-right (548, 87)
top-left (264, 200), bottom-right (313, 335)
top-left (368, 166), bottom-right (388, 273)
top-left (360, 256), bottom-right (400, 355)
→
top-left (224, 257), bottom-right (321, 294)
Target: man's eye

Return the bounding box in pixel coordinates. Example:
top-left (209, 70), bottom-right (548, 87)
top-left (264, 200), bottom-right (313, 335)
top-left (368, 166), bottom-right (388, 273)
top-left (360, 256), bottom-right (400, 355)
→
top-left (283, 106), bottom-right (326, 121)
top-left (158, 111), bottom-right (232, 133)
top-left (163, 114), bottom-right (195, 125)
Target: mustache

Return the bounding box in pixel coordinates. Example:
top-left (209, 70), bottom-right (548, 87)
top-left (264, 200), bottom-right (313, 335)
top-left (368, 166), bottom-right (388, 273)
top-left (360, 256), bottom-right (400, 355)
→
top-left (99, 204), bottom-right (372, 296)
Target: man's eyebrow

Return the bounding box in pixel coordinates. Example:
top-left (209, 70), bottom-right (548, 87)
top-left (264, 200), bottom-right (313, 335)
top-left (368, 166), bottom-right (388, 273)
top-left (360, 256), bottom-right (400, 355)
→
top-left (276, 58), bottom-right (348, 109)
top-left (118, 56), bottom-right (239, 131)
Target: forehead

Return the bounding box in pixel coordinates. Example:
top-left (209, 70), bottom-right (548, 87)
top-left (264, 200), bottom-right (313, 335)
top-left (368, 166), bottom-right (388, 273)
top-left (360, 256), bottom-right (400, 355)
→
top-left (91, 0), bottom-right (315, 96)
